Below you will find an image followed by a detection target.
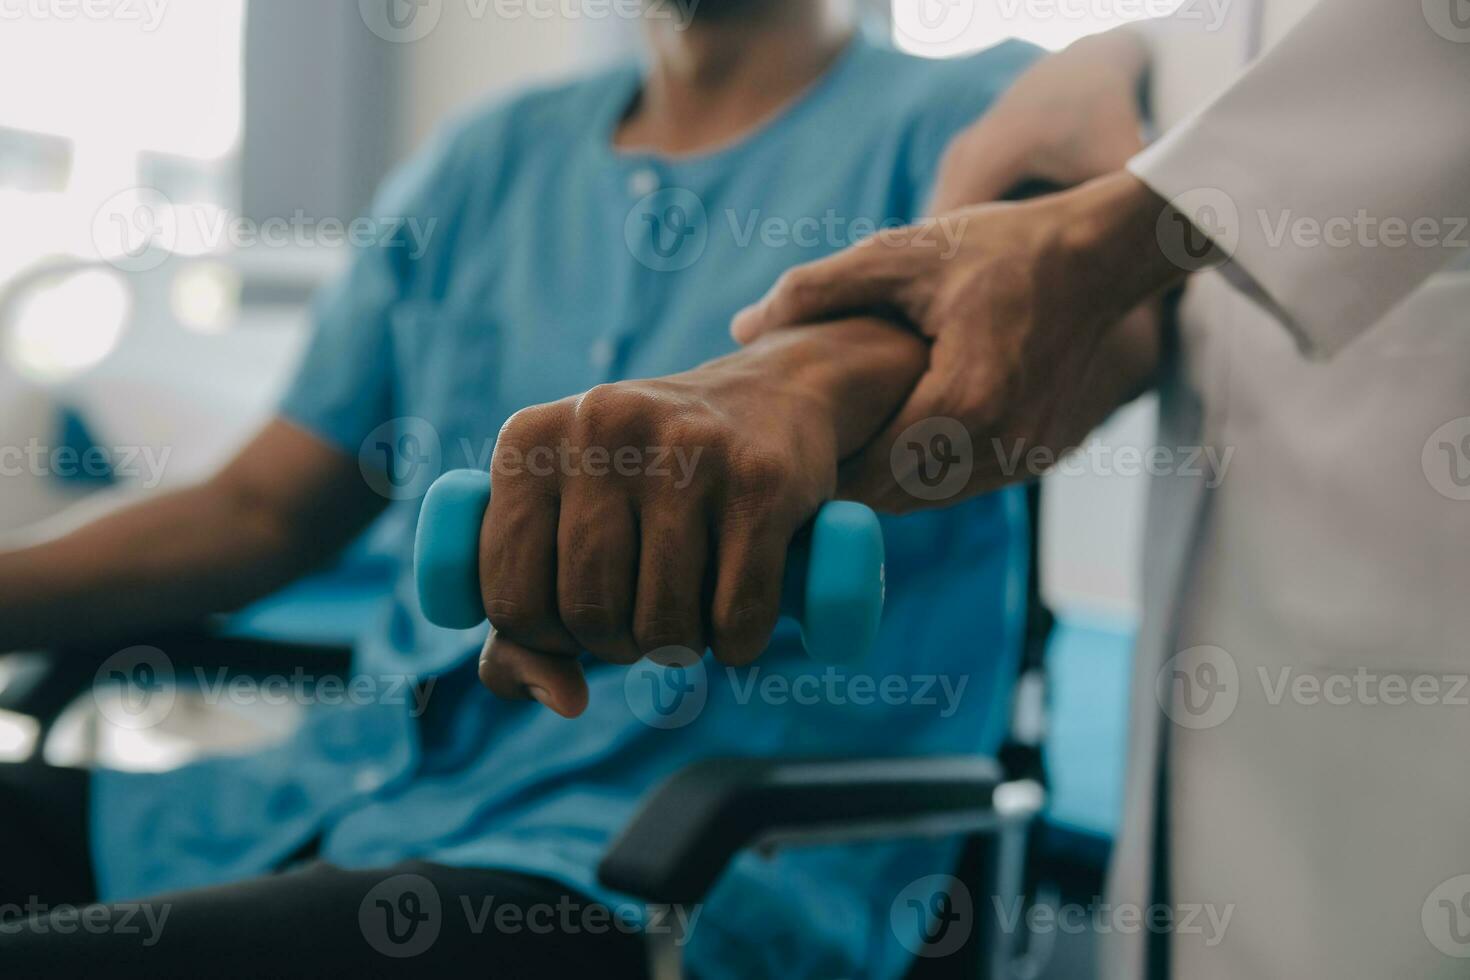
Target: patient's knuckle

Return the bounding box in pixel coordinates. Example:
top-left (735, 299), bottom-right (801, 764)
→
top-left (574, 384), bottom-right (652, 444)
top-left (499, 404), bottom-right (558, 446)
top-left (726, 447), bottom-right (796, 496)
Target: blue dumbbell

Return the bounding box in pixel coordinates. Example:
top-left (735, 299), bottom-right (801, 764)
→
top-left (414, 469), bottom-right (885, 665)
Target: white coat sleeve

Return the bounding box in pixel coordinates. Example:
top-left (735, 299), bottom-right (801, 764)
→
top-left (1128, 0), bottom-right (1470, 357)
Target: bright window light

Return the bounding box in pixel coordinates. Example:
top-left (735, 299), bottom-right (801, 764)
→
top-left (171, 260), bottom-right (242, 334)
top-left (892, 0), bottom-right (1186, 54)
top-left (5, 267), bottom-right (133, 382)
top-left (0, 710), bottom-right (40, 763)
top-left (0, 1), bottom-right (246, 160)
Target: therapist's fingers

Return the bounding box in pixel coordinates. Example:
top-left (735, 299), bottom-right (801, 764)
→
top-left (556, 489), bottom-right (641, 665)
top-left (730, 228), bottom-right (931, 344)
top-left (479, 631), bottom-right (589, 719)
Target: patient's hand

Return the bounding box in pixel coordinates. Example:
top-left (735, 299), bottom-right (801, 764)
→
top-left (478, 319), bottom-right (925, 716)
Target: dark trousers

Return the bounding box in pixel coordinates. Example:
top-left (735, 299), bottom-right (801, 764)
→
top-left (0, 763), bottom-right (648, 979)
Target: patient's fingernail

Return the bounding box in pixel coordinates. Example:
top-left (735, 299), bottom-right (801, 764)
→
top-left (525, 685), bottom-right (555, 710)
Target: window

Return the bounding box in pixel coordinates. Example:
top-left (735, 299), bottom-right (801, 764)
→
top-left (890, 0), bottom-right (1184, 55)
top-left (0, 1), bottom-right (246, 376)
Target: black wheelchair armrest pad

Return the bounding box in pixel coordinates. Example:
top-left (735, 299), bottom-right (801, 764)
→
top-left (597, 755), bottom-right (1007, 905)
top-left (0, 629), bottom-right (353, 723)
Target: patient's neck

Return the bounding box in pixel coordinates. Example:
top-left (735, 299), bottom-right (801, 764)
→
top-left (614, 0), bottom-right (855, 156)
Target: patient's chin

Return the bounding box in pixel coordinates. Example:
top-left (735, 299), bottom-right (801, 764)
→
top-left (653, 0), bottom-right (779, 25)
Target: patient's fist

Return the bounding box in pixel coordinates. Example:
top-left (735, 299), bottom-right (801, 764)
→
top-left (476, 362), bottom-right (842, 712)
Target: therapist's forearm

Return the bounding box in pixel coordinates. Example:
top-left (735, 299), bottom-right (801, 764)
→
top-left (0, 422), bottom-right (383, 652)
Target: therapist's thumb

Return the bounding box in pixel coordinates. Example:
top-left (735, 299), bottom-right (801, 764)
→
top-left (732, 237), bottom-right (916, 344)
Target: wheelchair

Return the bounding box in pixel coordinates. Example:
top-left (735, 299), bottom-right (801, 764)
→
top-left (0, 487), bottom-right (1065, 979)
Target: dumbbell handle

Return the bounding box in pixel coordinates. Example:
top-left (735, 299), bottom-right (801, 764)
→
top-left (413, 469), bottom-right (885, 665)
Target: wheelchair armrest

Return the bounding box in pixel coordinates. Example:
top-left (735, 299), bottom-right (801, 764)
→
top-left (597, 755), bottom-right (1043, 906)
top-left (0, 627), bottom-right (353, 732)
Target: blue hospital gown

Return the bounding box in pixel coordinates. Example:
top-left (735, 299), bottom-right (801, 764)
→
top-left (92, 34), bottom-right (1040, 980)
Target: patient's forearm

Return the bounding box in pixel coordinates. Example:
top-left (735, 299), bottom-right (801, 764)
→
top-left (0, 485), bottom-right (304, 650)
top-left (0, 421), bottom-right (383, 652)
top-left (692, 316), bottom-right (929, 464)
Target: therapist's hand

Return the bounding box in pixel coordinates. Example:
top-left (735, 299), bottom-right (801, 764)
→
top-left (731, 28), bottom-right (1186, 512)
top-left (732, 173), bottom-right (1195, 512)
top-left (478, 319), bottom-right (926, 717)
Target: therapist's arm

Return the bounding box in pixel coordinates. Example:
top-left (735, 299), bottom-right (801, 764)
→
top-left (729, 30), bottom-right (1167, 511)
top-left (732, 1), bottom-right (1470, 510)
top-left (478, 318), bottom-right (928, 717)
top-left (0, 421), bottom-right (386, 651)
